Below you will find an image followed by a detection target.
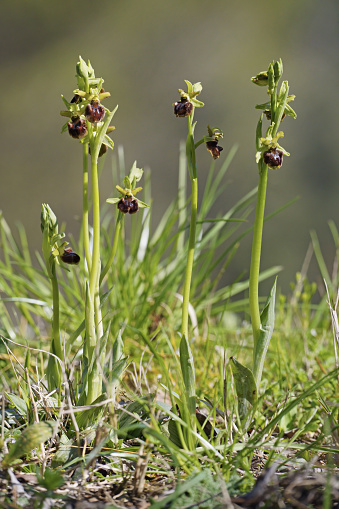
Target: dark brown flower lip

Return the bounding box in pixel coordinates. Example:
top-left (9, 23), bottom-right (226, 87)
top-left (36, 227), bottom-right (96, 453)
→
top-left (60, 247), bottom-right (80, 265)
top-left (174, 98), bottom-right (193, 117)
top-left (206, 140), bottom-right (223, 159)
top-left (263, 148), bottom-right (283, 169)
top-left (84, 101), bottom-right (105, 123)
top-left (117, 197), bottom-right (139, 214)
top-left (67, 117), bottom-right (87, 139)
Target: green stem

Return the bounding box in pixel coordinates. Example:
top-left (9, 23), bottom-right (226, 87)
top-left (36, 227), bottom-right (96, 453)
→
top-left (51, 263), bottom-right (62, 360)
top-left (83, 143), bottom-right (91, 272)
top-left (181, 114), bottom-right (198, 338)
top-left (47, 262), bottom-right (62, 391)
top-left (89, 154), bottom-right (101, 305)
top-left (100, 211), bottom-right (123, 286)
top-left (249, 162), bottom-right (268, 347)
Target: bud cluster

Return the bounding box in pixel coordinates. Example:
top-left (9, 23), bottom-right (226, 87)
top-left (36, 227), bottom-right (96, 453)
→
top-left (60, 57), bottom-right (115, 156)
top-left (252, 59), bottom-right (297, 170)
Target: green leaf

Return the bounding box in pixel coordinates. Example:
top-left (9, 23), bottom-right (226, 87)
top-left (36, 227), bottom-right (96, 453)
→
top-left (6, 393), bottom-right (27, 417)
top-left (76, 393), bottom-right (107, 430)
top-left (253, 277), bottom-right (277, 388)
top-left (37, 467), bottom-right (65, 490)
top-left (230, 357), bottom-right (257, 404)
top-left (2, 421), bottom-right (55, 468)
top-left (179, 334), bottom-right (196, 418)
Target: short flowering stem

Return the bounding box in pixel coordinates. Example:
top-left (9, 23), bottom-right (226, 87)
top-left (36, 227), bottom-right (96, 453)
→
top-left (249, 162), bottom-right (268, 350)
top-left (100, 210), bottom-right (123, 286)
top-left (181, 112), bottom-right (198, 338)
top-left (47, 261), bottom-right (62, 390)
top-left (82, 143), bottom-right (91, 272)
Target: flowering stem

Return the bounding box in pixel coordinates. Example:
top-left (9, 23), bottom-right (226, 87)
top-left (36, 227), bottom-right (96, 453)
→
top-left (84, 149), bottom-right (102, 404)
top-left (249, 161), bottom-right (268, 348)
top-left (89, 154), bottom-right (101, 306)
top-left (100, 210), bottom-right (123, 286)
top-left (82, 143), bottom-right (91, 272)
top-left (47, 261), bottom-right (62, 390)
top-left (181, 112), bottom-right (198, 338)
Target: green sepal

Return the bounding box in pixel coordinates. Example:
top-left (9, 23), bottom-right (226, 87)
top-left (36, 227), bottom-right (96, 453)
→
top-left (61, 123), bottom-right (69, 134)
top-left (191, 98), bottom-right (204, 107)
top-left (106, 197), bottom-right (121, 205)
top-left (136, 199), bottom-right (150, 209)
top-left (61, 95), bottom-right (72, 108)
top-left (103, 134), bottom-right (114, 151)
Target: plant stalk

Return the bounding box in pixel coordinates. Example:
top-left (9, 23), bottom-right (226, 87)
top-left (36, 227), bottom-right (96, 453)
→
top-left (100, 210), bottom-right (123, 286)
top-left (249, 162), bottom-right (268, 348)
top-left (181, 113), bottom-right (198, 338)
top-left (82, 143), bottom-right (91, 272)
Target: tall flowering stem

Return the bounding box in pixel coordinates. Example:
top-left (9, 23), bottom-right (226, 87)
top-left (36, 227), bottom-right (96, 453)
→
top-left (60, 57), bottom-right (117, 404)
top-left (249, 59), bottom-right (296, 389)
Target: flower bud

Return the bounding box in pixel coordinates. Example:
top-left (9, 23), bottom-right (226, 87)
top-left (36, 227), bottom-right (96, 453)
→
top-left (60, 247), bottom-right (80, 265)
top-left (70, 94), bottom-right (82, 104)
top-left (263, 148), bottom-right (283, 169)
top-left (89, 144), bottom-right (107, 158)
top-left (41, 204), bottom-right (58, 234)
top-left (67, 117), bottom-right (87, 139)
top-left (84, 100), bottom-right (105, 123)
top-left (206, 140), bottom-right (223, 159)
top-left (251, 72), bottom-right (269, 86)
top-left (174, 98), bottom-right (193, 117)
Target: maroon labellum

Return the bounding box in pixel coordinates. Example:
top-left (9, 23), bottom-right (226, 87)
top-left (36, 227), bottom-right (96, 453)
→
top-left (174, 98), bottom-right (193, 117)
top-left (84, 100), bottom-right (105, 123)
top-left (128, 199), bottom-right (139, 214)
top-left (67, 117), bottom-right (87, 139)
top-left (206, 140), bottom-right (223, 159)
top-left (263, 148), bottom-right (283, 169)
top-left (60, 247), bottom-right (80, 265)
top-left (117, 198), bottom-right (130, 214)
top-left (117, 196), bottom-right (139, 214)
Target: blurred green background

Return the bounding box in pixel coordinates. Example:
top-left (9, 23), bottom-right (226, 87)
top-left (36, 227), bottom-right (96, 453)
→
top-left (1, 0), bottom-right (339, 295)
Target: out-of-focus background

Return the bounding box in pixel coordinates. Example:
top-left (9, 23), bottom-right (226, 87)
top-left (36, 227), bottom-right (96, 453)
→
top-left (1, 0), bottom-right (339, 295)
